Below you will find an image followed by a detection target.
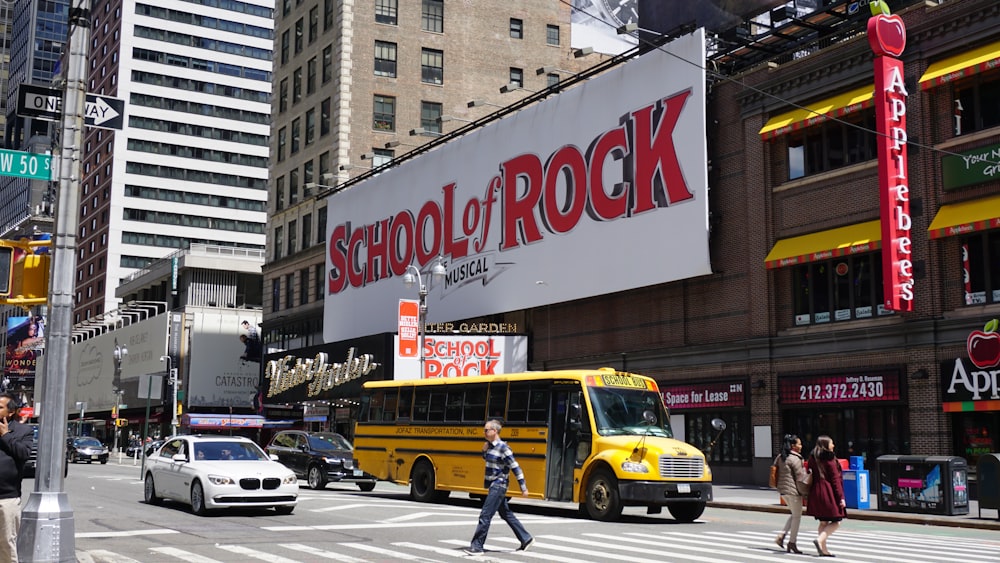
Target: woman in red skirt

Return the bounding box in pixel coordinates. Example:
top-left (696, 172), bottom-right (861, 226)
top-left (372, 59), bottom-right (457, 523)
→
top-left (805, 435), bottom-right (846, 557)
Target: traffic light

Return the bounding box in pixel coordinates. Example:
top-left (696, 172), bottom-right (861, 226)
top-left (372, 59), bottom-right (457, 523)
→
top-left (0, 246), bottom-right (11, 297)
top-left (12, 253), bottom-right (50, 299)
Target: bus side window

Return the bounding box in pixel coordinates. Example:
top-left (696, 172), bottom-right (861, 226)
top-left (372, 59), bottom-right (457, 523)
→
top-left (486, 382), bottom-right (507, 420)
top-left (507, 383), bottom-right (530, 423)
top-left (369, 391), bottom-right (386, 422)
top-left (413, 389), bottom-right (430, 422)
top-left (463, 384), bottom-right (487, 422)
top-left (527, 386), bottom-right (548, 423)
top-left (445, 387), bottom-right (464, 421)
top-left (382, 391), bottom-right (398, 422)
top-left (428, 391), bottom-right (446, 422)
top-left (358, 393), bottom-right (371, 423)
top-left (397, 386), bottom-right (413, 421)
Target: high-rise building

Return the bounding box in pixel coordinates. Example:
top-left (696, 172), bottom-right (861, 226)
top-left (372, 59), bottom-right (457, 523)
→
top-left (264, 0), bottom-right (592, 356)
top-left (73, 0), bottom-right (274, 322)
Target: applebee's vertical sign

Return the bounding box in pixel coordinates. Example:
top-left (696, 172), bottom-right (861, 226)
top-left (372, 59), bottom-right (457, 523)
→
top-left (868, 2), bottom-right (913, 311)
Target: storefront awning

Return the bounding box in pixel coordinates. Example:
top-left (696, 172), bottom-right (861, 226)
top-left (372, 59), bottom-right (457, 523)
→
top-left (184, 413), bottom-right (265, 429)
top-left (758, 85), bottom-right (874, 141)
top-left (919, 40), bottom-right (1000, 90)
top-left (765, 220), bottom-right (882, 269)
top-left (928, 194), bottom-right (1000, 239)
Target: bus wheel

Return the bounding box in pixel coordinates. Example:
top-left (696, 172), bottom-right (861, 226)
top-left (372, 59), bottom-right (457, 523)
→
top-left (667, 502), bottom-right (706, 523)
top-left (584, 468), bottom-right (622, 521)
top-left (410, 460), bottom-right (438, 502)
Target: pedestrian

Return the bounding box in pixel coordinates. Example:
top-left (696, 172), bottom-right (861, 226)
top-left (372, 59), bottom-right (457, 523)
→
top-left (773, 434), bottom-right (808, 554)
top-left (465, 419), bottom-right (534, 556)
top-left (805, 435), bottom-right (846, 557)
top-left (0, 393), bottom-right (32, 561)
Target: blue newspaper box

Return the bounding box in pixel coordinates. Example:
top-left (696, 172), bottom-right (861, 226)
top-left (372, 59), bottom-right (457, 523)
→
top-left (843, 469), bottom-right (871, 509)
top-left (849, 456), bottom-right (865, 470)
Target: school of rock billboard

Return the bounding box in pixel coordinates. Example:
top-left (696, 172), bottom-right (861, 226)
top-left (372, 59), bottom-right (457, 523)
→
top-left (393, 334), bottom-right (528, 380)
top-left (324, 31), bottom-right (710, 344)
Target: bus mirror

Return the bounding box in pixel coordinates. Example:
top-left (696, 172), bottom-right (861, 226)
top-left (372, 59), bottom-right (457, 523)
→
top-left (642, 410), bottom-right (656, 425)
top-left (568, 403), bottom-right (582, 432)
top-left (711, 418), bottom-right (727, 432)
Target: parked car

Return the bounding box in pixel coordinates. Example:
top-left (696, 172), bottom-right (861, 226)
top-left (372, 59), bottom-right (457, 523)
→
top-left (143, 435), bottom-right (298, 516)
top-left (265, 430), bottom-right (377, 491)
top-left (143, 439), bottom-right (165, 458)
top-left (67, 436), bottom-right (109, 464)
top-left (23, 423), bottom-right (68, 477)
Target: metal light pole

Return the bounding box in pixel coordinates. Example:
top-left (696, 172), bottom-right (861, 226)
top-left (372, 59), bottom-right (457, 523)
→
top-left (161, 355), bottom-right (178, 436)
top-left (112, 344), bottom-right (127, 453)
top-left (19, 1), bottom-right (91, 560)
top-left (402, 257), bottom-right (447, 378)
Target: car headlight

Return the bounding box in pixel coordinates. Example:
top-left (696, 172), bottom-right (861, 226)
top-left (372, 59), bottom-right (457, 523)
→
top-left (206, 474), bottom-right (236, 485)
top-left (322, 457), bottom-right (342, 465)
top-left (621, 461), bottom-right (649, 473)
top-left (282, 474), bottom-right (297, 485)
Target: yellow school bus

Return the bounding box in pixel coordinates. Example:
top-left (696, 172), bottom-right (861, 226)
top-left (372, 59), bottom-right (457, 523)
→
top-left (354, 368), bottom-right (713, 521)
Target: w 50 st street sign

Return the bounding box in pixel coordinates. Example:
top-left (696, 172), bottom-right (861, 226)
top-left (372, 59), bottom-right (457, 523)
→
top-left (17, 84), bottom-right (124, 130)
top-left (0, 149), bottom-right (52, 181)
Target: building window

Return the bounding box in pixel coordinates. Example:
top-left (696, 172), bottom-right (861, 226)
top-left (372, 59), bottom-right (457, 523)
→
top-left (289, 168), bottom-right (299, 204)
top-left (321, 98), bottom-right (331, 136)
top-left (281, 30), bottom-right (289, 65)
top-left (313, 51), bottom-right (328, 89)
top-left (510, 18), bottom-right (523, 39)
top-left (375, 41), bottom-right (397, 77)
top-left (291, 117), bottom-right (301, 153)
top-left (373, 148), bottom-right (394, 168)
top-left (300, 268), bottom-right (309, 306)
top-left (288, 220), bottom-right (297, 255)
top-left (787, 109), bottom-right (876, 180)
top-left (308, 6), bottom-right (318, 43)
top-left (279, 78), bottom-right (288, 113)
top-left (303, 161), bottom-right (314, 197)
top-left (305, 109), bottom-right (315, 145)
top-left (307, 57), bottom-right (317, 94)
top-left (375, 0), bottom-right (397, 25)
top-left (422, 0), bottom-right (443, 33)
top-left (274, 226), bottom-right (283, 261)
top-left (546, 73), bottom-right (559, 88)
top-left (421, 101), bottom-right (442, 133)
top-left (277, 127), bottom-right (286, 162)
top-left (286, 274), bottom-right (295, 310)
top-left (791, 253), bottom-right (890, 325)
top-left (546, 24), bottom-right (560, 46)
top-left (510, 67), bottom-right (523, 88)
top-left (294, 18), bottom-right (303, 54)
top-left (421, 48), bottom-right (443, 85)
top-left (291, 70), bottom-right (302, 105)
top-left (272, 278), bottom-right (281, 312)
top-left (956, 73), bottom-right (1000, 136)
top-left (302, 213), bottom-right (312, 249)
top-left (962, 232), bottom-right (1000, 306)
top-left (275, 176), bottom-right (285, 211)
top-left (374, 95), bottom-right (396, 131)
top-left (324, 0), bottom-right (334, 30)
top-left (318, 207), bottom-right (327, 244)
top-left (314, 263), bottom-right (324, 301)
top-left (319, 151), bottom-right (330, 179)
top-left (687, 411), bottom-right (751, 465)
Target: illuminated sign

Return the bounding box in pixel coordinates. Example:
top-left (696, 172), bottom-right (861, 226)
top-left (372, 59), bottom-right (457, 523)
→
top-left (779, 371), bottom-right (901, 405)
top-left (264, 348), bottom-right (380, 398)
top-left (868, 6), bottom-right (913, 311)
top-left (661, 381), bottom-right (746, 410)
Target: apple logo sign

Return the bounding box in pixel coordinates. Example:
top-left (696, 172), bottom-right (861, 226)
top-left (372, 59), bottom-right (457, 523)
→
top-left (867, 14), bottom-right (906, 58)
top-left (968, 319), bottom-right (1000, 369)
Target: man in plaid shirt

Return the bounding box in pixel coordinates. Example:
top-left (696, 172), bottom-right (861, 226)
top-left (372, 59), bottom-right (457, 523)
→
top-left (465, 419), bottom-right (534, 555)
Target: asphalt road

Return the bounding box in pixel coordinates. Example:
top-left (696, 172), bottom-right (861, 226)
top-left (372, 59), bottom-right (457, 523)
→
top-left (40, 458), bottom-right (1000, 562)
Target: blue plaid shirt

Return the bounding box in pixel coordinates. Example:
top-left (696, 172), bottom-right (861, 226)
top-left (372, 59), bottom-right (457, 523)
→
top-left (483, 438), bottom-right (527, 492)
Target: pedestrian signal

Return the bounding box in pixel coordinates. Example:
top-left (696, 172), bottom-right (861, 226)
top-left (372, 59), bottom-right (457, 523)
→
top-left (12, 253), bottom-right (50, 299)
top-left (0, 246), bottom-right (11, 297)
top-left (115, 418), bottom-right (129, 427)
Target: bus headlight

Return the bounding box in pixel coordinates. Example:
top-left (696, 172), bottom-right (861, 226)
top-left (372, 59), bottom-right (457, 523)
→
top-left (621, 461), bottom-right (649, 473)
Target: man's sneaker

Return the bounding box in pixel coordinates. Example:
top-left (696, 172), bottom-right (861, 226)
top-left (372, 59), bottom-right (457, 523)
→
top-left (464, 547), bottom-right (484, 556)
top-left (518, 537), bottom-right (534, 551)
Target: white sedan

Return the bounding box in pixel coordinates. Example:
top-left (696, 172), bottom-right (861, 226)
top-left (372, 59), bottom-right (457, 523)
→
top-left (143, 435), bottom-right (298, 516)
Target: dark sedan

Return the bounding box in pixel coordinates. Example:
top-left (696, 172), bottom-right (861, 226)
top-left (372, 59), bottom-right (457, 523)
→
top-left (265, 430), bottom-right (376, 491)
top-left (67, 437), bottom-right (109, 464)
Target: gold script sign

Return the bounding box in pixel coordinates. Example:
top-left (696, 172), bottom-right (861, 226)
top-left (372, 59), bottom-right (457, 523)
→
top-left (264, 348), bottom-right (380, 398)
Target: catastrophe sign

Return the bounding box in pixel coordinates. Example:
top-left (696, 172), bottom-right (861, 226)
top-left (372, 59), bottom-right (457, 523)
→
top-left (325, 30), bottom-right (710, 344)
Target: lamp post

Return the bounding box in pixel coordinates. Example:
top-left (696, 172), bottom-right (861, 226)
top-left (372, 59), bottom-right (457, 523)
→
top-left (112, 343), bottom-right (128, 454)
top-left (161, 356), bottom-right (178, 437)
top-left (402, 257), bottom-right (447, 378)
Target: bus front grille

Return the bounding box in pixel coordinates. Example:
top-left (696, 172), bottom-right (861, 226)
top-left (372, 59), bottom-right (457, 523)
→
top-left (658, 456), bottom-right (704, 479)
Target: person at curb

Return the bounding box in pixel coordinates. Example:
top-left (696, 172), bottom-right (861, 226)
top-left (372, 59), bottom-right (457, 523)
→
top-left (464, 419), bottom-right (533, 556)
top-left (806, 435), bottom-right (846, 557)
top-left (774, 434), bottom-right (808, 554)
top-left (0, 394), bottom-right (32, 562)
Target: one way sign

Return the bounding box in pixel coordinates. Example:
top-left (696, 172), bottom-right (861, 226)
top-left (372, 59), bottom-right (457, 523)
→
top-left (16, 85), bottom-right (125, 130)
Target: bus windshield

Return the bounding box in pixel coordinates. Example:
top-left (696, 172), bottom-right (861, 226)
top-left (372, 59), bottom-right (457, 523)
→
top-left (589, 386), bottom-right (673, 438)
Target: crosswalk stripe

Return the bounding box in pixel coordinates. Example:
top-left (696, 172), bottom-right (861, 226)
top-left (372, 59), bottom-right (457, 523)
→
top-left (279, 543), bottom-right (370, 562)
top-left (440, 538), bottom-right (596, 563)
top-left (149, 546), bottom-right (226, 562)
top-left (397, 541), bottom-right (524, 562)
top-left (340, 542), bottom-right (445, 562)
top-left (582, 532), bottom-right (794, 562)
top-left (77, 528), bottom-right (180, 538)
top-left (214, 544), bottom-right (302, 562)
top-left (732, 530), bottom-right (1000, 560)
top-left (77, 549), bottom-right (143, 563)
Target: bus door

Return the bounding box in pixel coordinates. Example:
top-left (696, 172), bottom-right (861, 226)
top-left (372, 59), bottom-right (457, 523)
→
top-left (546, 383), bottom-right (588, 502)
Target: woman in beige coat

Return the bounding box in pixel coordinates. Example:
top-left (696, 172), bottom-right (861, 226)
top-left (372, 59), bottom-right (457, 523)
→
top-left (774, 434), bottom-right (808, 554)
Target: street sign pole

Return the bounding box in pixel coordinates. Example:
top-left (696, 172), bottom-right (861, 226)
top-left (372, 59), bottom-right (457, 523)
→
top-left (18, 2), bottom-right (90, 561)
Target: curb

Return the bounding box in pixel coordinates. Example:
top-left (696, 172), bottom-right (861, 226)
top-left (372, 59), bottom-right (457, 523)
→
top-left (708, 501), bottom-right (1000, 531)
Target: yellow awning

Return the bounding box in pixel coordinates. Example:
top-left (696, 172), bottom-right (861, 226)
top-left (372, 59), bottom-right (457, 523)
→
top-left (928, 194), bottom-right (1000, 239)
top-left (765, 220), bottom-right (882, 269)
top-left (759, 85), bottom-right (874, 141)
top-left (919, 40), bottom-right (1000, 90)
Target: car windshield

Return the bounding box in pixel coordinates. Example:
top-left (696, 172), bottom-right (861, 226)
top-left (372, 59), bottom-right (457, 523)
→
top-left (76, 438), bottom-right (102, 447)
top-left (307, 433), bottom-right (352, 451)
top-left (192, 441), bottom-right (268, 461)
top-left (588, 386), bottom-right (673, 438)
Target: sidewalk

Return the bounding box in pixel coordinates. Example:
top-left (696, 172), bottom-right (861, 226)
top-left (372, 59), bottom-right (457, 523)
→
top-left (709, 485), bottom-right (1000, 530)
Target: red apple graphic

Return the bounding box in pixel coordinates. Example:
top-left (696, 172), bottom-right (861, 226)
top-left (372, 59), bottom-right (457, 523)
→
top-left (867, 14), bottom-right (906, 57)
top-left (968, 319), bottom-right (1000, 369)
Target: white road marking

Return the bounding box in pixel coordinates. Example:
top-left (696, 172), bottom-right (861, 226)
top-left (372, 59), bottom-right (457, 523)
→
top-left (77, 528), bottom-right (180, 538)
top-left (149, 546), bottom-right (226, 562)
top-left (279, 543), bottom-right (370, 562)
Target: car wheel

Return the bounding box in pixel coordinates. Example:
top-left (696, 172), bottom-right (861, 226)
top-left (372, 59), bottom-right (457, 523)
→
top-left (358, 482), bottom-right (376, 492)
top-left (87, 460), bottom-right (93, 464)
top-left (100, 459), bottom-right (107, 465)
top-left (584, 467), bottom-right (623, 521)
top-left (144, 474), bottom-right (162, 506)
top-left (307, 465), bottom-right (327, 490)
top-left (409, 459), bottom-right (448, 502)
top-left (191, 480), bottom-right (209, 516)
top-left (668, 501), bottom-right (706, 523)
top-left (274, 505), bottom-right (295, 515)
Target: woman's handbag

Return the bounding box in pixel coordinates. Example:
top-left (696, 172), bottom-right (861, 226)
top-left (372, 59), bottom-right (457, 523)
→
top-left (769, 462), bottom-right (778, 488)
top-left (799, 469), bottom-right (813, 487)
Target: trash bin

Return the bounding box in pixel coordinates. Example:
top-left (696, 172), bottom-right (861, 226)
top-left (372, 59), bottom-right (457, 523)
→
top-left (978, 453), bottom-right (1000, 519)
top-left (876, 455), bottom-right (969, 515)
top-left (843, 456), bottom-right (871, 510)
